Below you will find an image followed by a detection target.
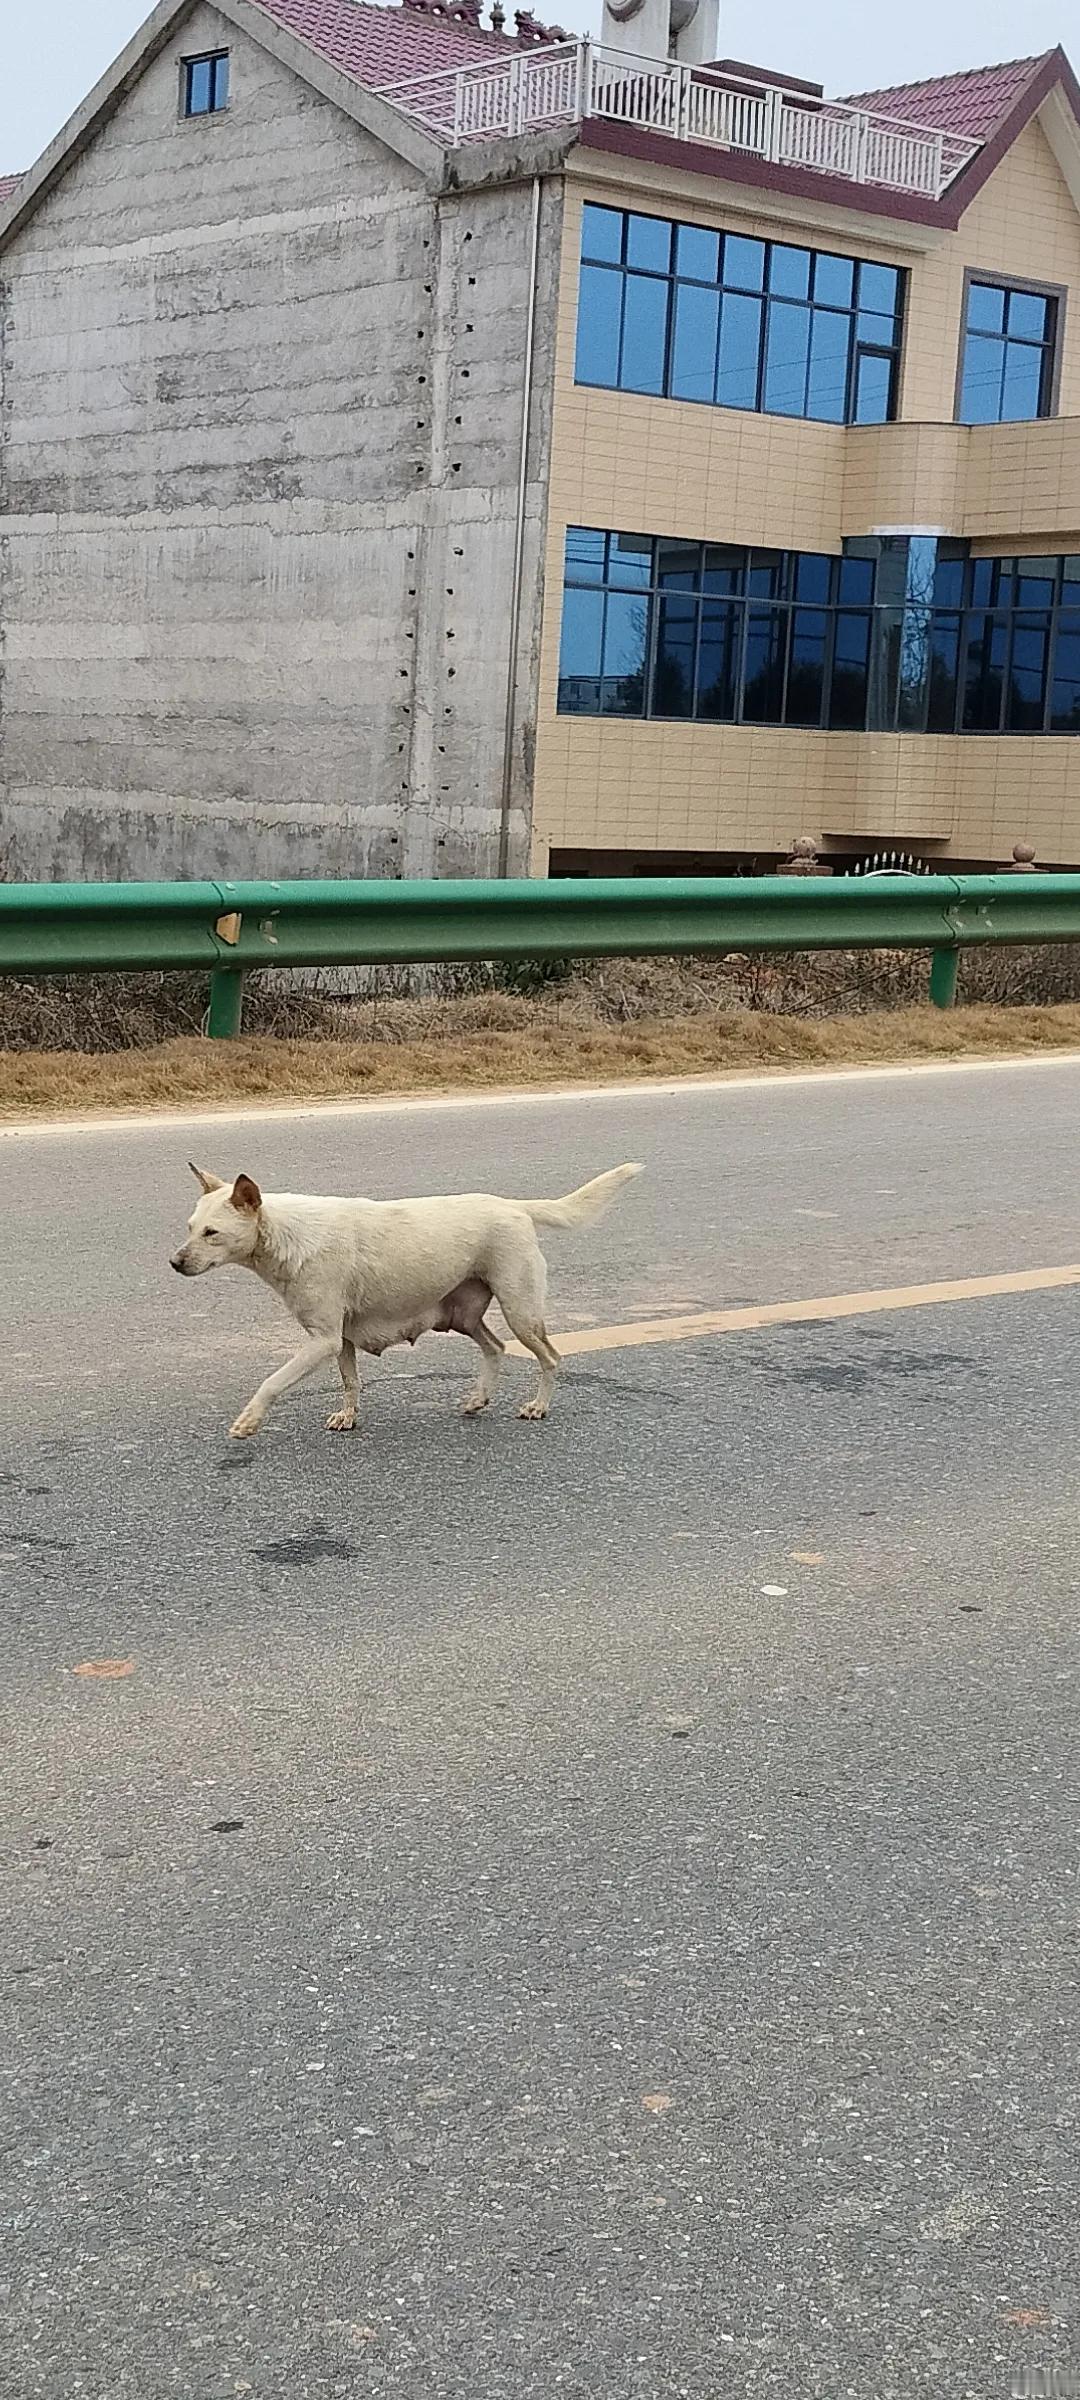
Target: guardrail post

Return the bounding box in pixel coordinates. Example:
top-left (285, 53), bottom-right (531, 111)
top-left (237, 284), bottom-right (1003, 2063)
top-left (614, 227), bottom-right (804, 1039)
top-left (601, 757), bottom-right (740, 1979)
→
top-left (208, 967), bottom-right (246, 1039)
top-left (929, 948), bottom-right (959, 1009)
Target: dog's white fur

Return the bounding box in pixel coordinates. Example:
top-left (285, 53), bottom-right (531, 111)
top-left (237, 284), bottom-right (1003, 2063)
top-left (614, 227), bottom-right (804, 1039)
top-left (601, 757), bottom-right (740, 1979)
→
top-left (170, 1160), bottom-right (642, 1440)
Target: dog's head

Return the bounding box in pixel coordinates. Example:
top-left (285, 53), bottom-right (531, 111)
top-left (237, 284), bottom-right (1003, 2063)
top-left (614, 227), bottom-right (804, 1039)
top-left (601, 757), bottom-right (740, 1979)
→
top-left (170, 1164), bottom-right (263, 1275)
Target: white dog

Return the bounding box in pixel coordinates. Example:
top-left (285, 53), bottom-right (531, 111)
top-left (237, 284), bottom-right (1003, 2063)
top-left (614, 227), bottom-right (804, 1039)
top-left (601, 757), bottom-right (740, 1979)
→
top-left (170, 1160), bottom-right (642, 1440)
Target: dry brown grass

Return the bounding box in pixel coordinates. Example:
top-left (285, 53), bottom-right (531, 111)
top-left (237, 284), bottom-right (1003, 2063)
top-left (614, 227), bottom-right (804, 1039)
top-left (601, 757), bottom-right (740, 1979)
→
top-left (5, 1000), bottom-right (1080, 1120)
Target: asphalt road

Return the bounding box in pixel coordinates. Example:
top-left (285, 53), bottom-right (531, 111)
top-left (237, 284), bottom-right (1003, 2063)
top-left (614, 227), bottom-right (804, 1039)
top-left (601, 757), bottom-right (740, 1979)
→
top-left (3, 1060), bottom-right (1079, 2400)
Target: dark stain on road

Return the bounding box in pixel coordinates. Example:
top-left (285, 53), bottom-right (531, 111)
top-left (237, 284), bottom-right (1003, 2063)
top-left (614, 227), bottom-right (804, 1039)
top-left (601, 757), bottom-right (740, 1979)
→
top-left (253, 1524), bottom-right (356, 1566)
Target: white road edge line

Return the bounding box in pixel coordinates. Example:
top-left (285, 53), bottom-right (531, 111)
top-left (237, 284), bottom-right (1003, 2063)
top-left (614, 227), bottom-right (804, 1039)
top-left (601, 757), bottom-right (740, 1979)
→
top-left (4, 1047), bottom-right (1080, 1141)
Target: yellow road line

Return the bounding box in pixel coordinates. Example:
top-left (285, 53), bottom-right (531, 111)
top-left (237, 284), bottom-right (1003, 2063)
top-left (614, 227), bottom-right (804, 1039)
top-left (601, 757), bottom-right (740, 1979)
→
top-left (507, 1262), bottom-right (1080, 1360)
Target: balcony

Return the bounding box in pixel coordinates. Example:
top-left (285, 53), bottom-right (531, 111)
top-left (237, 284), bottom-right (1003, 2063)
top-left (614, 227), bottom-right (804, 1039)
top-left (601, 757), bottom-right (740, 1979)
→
top-left (376, 42), bottom-right (982, 201)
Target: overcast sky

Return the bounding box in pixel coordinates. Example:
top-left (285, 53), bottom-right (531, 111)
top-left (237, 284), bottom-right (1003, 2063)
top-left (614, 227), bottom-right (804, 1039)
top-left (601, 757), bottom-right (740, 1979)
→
top-left (2, 0), bottom-right (1075, 173)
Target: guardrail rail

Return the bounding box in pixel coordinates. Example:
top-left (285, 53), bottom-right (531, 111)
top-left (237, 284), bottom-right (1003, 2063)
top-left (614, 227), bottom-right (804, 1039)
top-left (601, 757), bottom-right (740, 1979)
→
top-left (0, 871), bottom-right (1077, 1036)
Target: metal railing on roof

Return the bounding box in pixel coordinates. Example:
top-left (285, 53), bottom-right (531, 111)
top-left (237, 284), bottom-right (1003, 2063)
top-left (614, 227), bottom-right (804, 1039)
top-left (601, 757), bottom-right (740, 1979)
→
top-left (375, 40), bottom-right (981, 198)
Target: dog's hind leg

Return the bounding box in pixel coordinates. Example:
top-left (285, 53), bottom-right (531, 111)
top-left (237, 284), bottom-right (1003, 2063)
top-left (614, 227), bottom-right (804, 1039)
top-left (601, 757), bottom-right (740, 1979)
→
top-left (461, 1317), bottom-right (505, 1416)
top-left (493, 1251), bottom-right (560, 1421)
top-left (326, 1336), bottom-right (359, 1433)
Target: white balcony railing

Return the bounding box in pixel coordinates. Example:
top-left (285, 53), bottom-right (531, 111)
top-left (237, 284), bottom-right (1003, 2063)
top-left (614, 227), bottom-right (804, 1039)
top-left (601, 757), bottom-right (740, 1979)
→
top-left (376, 42), bottom-right (982, 201)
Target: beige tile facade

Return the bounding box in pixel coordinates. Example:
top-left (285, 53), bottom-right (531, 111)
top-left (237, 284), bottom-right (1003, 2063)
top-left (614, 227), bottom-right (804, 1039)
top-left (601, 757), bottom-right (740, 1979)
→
top-left (533, 120), bottom-right (1080, 868)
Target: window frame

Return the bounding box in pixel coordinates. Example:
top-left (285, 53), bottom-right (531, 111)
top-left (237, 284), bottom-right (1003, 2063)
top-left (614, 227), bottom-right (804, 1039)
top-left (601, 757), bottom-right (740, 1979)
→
top-left (574, 201), bottom-right (905, 430)
top-left (181, 49), bottom-right (231, 120)
top-left (954, 267), bottom-right (1065, 425)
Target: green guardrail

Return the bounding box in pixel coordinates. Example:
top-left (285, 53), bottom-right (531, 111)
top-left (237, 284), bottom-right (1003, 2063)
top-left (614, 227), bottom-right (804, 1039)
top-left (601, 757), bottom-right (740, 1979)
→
top-left (0, 870), bottom-right (1076, 1036)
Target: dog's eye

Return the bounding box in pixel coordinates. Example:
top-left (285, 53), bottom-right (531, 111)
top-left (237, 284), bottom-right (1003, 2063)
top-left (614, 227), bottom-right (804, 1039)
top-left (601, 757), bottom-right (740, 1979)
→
top-left (204, 1230), bottom-right (221, 1240)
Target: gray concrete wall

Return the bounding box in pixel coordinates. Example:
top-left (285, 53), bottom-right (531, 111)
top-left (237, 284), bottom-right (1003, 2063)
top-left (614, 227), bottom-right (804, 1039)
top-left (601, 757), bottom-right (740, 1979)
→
top-left (0, 4), bottom-right (561, 880)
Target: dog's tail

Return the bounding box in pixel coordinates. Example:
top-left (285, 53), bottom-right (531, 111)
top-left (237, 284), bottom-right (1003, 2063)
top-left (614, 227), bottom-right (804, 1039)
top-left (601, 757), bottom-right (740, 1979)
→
top-left (520, 1162), bottom-right (643, 1231)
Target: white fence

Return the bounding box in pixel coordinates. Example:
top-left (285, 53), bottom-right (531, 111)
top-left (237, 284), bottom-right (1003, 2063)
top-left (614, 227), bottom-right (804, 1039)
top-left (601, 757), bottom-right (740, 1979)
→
top-left (376, 41), bottom-right (980, 201)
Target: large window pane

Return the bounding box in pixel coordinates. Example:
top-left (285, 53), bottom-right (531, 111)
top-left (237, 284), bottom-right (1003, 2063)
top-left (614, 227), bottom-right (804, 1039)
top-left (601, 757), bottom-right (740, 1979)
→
top-left (703, 544), bottom-right (745, 595)
top-left (671, 281), bottom-right (720, 403)
top-left (575, 264), bottom-right (622, 386)
top-left (857, 261), bottom-right (900, 315)
top-left (620, 274), bottom-right (668, 394)
top-left (675, 224), bottom-right (720, 282)
top-left (763, 299), bottom-right (811, 415)
top-left (786, 608), bottom-right (828, 725)
top-left (852, 349), bottom-right (893, 425)
top-left (652, 595), bottom-right (697, 716)
top-left (1007, 614), bottom-right (1050, 729)
top-left (813, 252), bottom-right (854, 308)
top-left (1007, 288), bottom-right (1051, 341)
top-left (565, 526), bottom-right (607, 582)
top-left (724, 234), bottom-right (765, 290)
top-left (1051, 611), bottom-right (1080, 731)
top-left (696, 601), bottom-right (740, 719)
top-left (742, 606), bottom-right (786, 720)
top-left (807, 308), bottom-right (850, 422)
top-left (607, 533), bottom-right (653, 589)
top-left (581, 203), bottom-right (622, 263)
top-left (829, 613), bottom-right (871, 728)
top-left (716, 292), bottom-right (762, 408)
top-left (838, 555), bottom-right (875, 604)
top-left (656, 538), bottom-right (700, 590)
top-left (927, 614), bottom-right (961, 731)
top-left (769, 245), bottom-right (811, 300)
top-left (625, 213), bottom-right (671, 271)
top-left (558, 586), bottom-right (604, 711)
top-left (747, 550), bottom-right (784, 598)
top-left (1001, 344), bottom-right (1046, 421)
top-left (959, 335), bottom-right (1005, 423)
top-left (794, 553), bottom-right (832, 604)
top-left (963, 613), bottom-right (1008, 730)
top-left (600, 590), bottom-right (649, 714)
top-left (966, 281), bottom-right (1005, 333)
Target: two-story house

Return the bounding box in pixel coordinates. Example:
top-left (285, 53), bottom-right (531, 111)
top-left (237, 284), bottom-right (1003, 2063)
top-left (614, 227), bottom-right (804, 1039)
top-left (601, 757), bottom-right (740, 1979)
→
top-left (3, 0), bottom-right (1080, 878)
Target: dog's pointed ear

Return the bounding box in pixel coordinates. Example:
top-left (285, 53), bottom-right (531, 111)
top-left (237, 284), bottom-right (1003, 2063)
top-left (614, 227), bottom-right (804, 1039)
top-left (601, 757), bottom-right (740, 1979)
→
top-left (231, 1174), bottom-right (262, 1215)
top-left (189, 1162), bottom-right (225, 1194)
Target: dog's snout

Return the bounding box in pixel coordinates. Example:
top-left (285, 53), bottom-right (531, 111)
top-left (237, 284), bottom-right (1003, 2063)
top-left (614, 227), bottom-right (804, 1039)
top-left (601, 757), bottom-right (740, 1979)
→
top-left (170, 1250), bottom-right (189, 1274)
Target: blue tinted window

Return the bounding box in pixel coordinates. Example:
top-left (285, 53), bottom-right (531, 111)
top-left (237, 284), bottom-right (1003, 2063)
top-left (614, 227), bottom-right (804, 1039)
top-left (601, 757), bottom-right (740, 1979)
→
top-left (607, 533), bottom-right (652, 589)
top-left (1008, 615), bottom-right (1052, 729)
top-left (1001, 345), bottom-right (1046, 421)
top-left (769, 245), bottom-right (811, 300)
top-left (565, 527), bottom-right (607, 582)
top-left (620, 274), bottom-right (667, 393)
top-left (581, 204), bottom-right (622, 263)
top-left (966, 282), bottom-right (1005, 333)
top-left (1051, 612), bottom-right (1080, 730)
top-left (560, 525), bottom-right (1080, 738)
top-left (857, 262), bottom-right (899, 314)
top-left (184, 51), bottom-right (228, 115)
top-left (574, 265), bottom-right (622, 387)
top-left (653, 596), bottom-right (697, 716)
top-left (697, 602), bottom-right (740, 718)
top-left (807, 309), bottom-right (849, 422)
top-left (852, 349), bottom-right (893, 425)
top-left (813, 253), bottom-right (854, 308)
top-left (676, 224), bottom-right (720, 281)
top-left (724, 235), bottom-right (766, 291)
top-left (716, 292), bottom-right (761, 409)
top-left (626, 213), bottom-right (671, 271)
top-left (786, 609), bottom-right (828, 725)
top-left (574, 207), bottom-right (901, 425)
top-left (958, 280), bottom-right (1056, 424)
top-left (671, 281), bottom-right (720, 403)
top-left (763, 300), bottom-right (810, 415)
top-left (1008, 288), bottom-right (1051, 340)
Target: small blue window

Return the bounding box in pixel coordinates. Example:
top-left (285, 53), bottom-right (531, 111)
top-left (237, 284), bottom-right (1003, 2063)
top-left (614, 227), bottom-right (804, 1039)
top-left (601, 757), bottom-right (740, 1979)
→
top-left (958, 279), bottom-right (1057, 423)
top-left (183, 51), bottom-right (229, 116)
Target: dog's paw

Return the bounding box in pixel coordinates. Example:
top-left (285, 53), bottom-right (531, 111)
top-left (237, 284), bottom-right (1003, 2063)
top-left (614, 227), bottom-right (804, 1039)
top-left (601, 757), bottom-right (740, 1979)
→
top-left (517, 1397), bottom-right (549, 1421)
top-left (460, 1390), bottom-right (491, 1416)
top-left (325, 1408), bottom-right (357, 1432)
top-left (228, 1408), bottom-right (264, 1441)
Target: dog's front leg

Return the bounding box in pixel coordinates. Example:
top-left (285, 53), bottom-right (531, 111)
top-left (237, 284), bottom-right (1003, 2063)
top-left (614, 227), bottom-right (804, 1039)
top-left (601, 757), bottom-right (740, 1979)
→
top-left (229, 1332), bottom-right (341, 1441)
top-left (326, 1338), bottom-right (359, 1433)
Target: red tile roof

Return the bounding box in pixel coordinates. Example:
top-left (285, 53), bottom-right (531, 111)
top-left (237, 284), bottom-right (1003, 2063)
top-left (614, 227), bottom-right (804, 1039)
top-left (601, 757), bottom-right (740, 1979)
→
top-left (844, 53), bottom-right (1050, 138)
top-left (250, 0), bottom-right (511, 86)
top-left (0, 173), bottom-right (23, 203)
